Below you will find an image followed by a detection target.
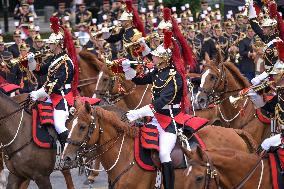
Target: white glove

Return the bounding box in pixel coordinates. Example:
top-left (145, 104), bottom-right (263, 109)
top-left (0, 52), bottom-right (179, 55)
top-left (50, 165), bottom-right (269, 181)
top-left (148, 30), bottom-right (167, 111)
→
top-left (138, 38), bottom-right (151, 57)
top-left (27, 53), bottom-right (37, 71)
top-left (248, 0), bottom-right (257, 19)
top-left (122, 59), bottom-right (137, 80)
top-left (251, 72), bottom-right (269, 86)
top-left (261, 134), bottom-right (281, 150)
top-left (101, 27), bottom-right (110, 39)
top-left (30, 87), bottom-right (49, 101)
top-left (247, 89), bottom-right (266, 109)
top-left (126, 105), bottom-right (154, 122)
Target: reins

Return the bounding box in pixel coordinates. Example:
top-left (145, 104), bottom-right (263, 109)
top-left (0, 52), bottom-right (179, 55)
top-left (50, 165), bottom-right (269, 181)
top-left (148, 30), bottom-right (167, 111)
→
top-left (0, 97), bottom-right (32, 122)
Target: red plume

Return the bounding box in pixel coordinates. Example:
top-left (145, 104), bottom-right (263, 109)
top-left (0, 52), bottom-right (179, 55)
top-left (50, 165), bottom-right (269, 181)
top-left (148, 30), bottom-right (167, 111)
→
top-left (171, 14), bottom-right (196, 71)
top-left (63, 27), bottom-right (79, 96)
top-left (125, 0), bottom-right (145, 37)
top-left (268, 1), bottom-right (284, 40)
top-left (125, 0), bottom-right (133, 12)
top-left (268, 1), bottom-right (277, 18)
top-left (163, 8), bottom-right (172, 22)
top-left (163, 30), bottom-right (172, 49)
top-left (171, 37), bottom-right (190, 113)
top-left (50, 16), bottom-right (60, 34)
top-left (276, 39), bottom-right (284, 62)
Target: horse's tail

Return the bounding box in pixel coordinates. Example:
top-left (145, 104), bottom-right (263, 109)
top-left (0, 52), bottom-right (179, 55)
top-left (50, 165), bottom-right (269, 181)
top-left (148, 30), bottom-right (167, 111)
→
top-left (234, 129), bottom-right (257, 153)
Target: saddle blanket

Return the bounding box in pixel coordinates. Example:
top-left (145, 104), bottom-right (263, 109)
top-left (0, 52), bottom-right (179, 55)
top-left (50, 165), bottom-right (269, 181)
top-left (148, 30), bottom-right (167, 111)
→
top-left (269, 148), bottom-right (284, 189)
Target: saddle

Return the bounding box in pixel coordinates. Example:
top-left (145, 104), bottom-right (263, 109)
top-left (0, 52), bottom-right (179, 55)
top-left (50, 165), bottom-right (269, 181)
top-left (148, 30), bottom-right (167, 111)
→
top-left (31, 97), bottom-right (101, 149)
top-left (0, 76), bottom-right (20, 96)
top-left (134, 114), bottom-right (208, 171)
top-left (268, 147), bottom-right (284, 189)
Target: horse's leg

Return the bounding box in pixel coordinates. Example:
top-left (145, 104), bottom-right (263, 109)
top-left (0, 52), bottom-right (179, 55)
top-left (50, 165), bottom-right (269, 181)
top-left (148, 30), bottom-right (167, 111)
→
top-left (19, 179), bottom-right (30, 189)
top-left (61, 169), bottom-right (75, 189)
top-left (34, 176), bottom-right (52, 189)
top-left (6, 173), bottom-right (26, 189)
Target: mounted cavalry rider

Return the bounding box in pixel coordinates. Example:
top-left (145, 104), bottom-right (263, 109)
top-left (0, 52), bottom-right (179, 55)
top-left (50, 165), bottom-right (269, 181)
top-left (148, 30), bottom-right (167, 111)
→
top-left (123, 30), bottom-right (190, 189)
top-left (247, 0), bottom-right (284, 149)
top-left (101, 0), bottom-right (149, 61)
top-left (27, 16), bottom-right (79, 147)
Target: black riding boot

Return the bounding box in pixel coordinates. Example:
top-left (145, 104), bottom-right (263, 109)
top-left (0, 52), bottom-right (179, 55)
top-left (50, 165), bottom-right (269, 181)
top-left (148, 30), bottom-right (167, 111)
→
top-left (58, 130), bottom-right (69, 148)
top-left (161, 161), bottom-right (175, 189)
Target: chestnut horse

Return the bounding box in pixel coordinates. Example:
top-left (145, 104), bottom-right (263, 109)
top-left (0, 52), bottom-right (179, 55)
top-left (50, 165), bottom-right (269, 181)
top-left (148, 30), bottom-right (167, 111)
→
top-left (196, 60), bottom-right (270, 146)
top-left (0, 92), bottom-right (75, 189)
top-left (61, 101), bottom-right (256, 189)
top-left (183, 146), bottom-right (272, 189)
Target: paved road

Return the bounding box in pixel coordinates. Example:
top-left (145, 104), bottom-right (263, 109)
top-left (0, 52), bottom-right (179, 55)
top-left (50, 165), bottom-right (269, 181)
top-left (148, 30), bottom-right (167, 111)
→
top-left (2, 167), bottom-right (108, 189)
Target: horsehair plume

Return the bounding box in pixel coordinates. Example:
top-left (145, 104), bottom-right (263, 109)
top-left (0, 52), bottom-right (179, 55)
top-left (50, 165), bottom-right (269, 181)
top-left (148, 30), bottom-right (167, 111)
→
top-left (95, 106), bottom-right (138, 138)
top-left (171, 15), bottom-right (196, 70)
top-left (125, 0), bottom-right (146, 36)
top-left (268, 1), bottom-right (284, 40)
top-left (62, 26), bottom-right (79, 96)
top-left (171, 37), bottom-right (191, 113)
top-left (50, 16), bottom-right (60, 34)
top-left (268, 1), bottom-right (277, 18)
top-left (163, 7), bottom-right (172, 22)
top-left (276, 39), bottom-right (284, 62)
top-left (163, 30), bottom-right (172, 49)
top-left (125, 0), bottom-right (133, 12)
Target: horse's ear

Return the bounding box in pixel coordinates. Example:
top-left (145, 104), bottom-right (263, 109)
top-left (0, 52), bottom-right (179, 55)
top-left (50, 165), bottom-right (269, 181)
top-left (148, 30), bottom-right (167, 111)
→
top-left (204, 52), bottom-right (211, 65)
top-left (85, 101), bottom-right (92, 114)
top-left (181, 146), bottom-right (195, 160)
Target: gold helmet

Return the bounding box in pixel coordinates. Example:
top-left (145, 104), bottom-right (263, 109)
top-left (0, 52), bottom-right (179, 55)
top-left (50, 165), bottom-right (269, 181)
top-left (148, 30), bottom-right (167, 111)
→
top-left (19, 43), bottom-right (29, 51)
top-left (34, 34), bottom-right (43, 42)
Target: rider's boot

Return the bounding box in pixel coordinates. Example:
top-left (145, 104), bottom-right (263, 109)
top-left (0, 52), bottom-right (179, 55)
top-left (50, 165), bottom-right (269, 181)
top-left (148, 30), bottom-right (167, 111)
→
top-left (161, 161), bottom-right (175, 189)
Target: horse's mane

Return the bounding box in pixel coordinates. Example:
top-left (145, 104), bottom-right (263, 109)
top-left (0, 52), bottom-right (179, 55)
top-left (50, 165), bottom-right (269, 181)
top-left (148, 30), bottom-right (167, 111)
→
top-left (0, 91), bottom-right (21, 108)
top-left (95, 106), bottom-right (139, 138)
top-left (223, 62), bottom-right (251, 88)
top-left (79, 50), bottom-right (112, 75)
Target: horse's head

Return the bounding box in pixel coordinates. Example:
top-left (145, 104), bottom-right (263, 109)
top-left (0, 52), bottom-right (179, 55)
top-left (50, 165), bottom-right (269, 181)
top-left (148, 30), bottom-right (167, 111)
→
top-left (183, 146), bottom-right (219, 189)
top-left (196, 62), bottom-right (226, 108)
top-left (62, 101), bottom-right (137, 163)
top-left (62, 100), bottom-right (99, 162)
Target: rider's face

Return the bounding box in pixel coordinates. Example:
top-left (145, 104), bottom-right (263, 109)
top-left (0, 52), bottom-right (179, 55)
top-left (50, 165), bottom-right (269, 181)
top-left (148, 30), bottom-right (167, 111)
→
top-left (263, 27), bottom-right (272, 35)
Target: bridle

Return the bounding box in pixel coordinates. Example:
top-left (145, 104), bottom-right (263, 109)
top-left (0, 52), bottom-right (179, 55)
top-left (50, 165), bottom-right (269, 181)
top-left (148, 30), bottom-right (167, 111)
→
top-left (198, 64), bottom-right (228, 103)
top-left (198, 63), bottom-right (244, 105)
top-left (202, 151), bottom-right (220, 189)
top-left (92, 74), bottom-right (137, 105)
top-left (188, 149), bottom-right (220, 189)
top-left (66, 109), bottom-right (133, 188)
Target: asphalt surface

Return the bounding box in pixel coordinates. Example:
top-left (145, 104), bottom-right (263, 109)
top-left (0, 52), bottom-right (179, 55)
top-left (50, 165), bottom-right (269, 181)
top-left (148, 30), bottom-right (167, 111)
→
top-left (2, 167), bottom-right (108, 189)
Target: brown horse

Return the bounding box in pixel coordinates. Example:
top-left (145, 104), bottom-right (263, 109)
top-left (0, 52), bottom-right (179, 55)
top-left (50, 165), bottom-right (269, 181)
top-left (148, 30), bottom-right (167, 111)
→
top-left (183, 146), bottom-right (272, 189)
top-left (196, 60), bottom-right (270, 146)
top-left (0, 92), bottom-right (75, 189)
top-left (61, 101), bottom-right (257, 189)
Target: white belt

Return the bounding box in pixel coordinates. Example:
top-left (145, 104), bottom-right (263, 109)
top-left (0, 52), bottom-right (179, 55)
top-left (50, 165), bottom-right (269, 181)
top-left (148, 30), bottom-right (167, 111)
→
top-left (162, 104), bottom-right (180, 110)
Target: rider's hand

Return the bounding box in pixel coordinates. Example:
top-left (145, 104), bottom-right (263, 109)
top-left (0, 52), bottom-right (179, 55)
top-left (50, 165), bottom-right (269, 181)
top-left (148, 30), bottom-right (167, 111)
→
top-left (251, 72), bottom-right (269, 86)
top-left (247, 89), bottom-right (266, 109)
top-left (30, 87), bottom-right (49, 101)
top-left (126, 105), bottom-right (154, 122)
top-left (27, 53), bottom-right (35, 62)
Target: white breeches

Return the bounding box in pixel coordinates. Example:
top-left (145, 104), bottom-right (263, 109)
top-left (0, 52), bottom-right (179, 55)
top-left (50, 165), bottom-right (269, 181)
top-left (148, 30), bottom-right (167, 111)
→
top-left (150, 117), bottom-right (177, 163)
top-left (261, 134), bottom-right (281, 150)
top-left (45, 98), bottom-right (69, 134)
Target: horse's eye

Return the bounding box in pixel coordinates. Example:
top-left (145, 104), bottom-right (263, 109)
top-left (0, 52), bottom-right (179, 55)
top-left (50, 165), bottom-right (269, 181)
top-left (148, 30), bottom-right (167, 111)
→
top-left (79, 125), bottom-right (86, 131)
top-left (103, 78), bottom-right (108, 82)
top-left (210, 75), bottom-right (216, 81)
top-left (196, 175), bottom-right (204, 182)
